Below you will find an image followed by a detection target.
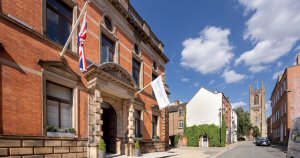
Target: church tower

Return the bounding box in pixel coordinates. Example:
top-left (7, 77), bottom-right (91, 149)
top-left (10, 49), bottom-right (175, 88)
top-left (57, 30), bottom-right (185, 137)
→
top-left (249, 81), bottom-right (267, 137)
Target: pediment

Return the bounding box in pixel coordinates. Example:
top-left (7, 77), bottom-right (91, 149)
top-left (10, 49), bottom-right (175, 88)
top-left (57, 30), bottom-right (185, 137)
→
top-left (84, 62), bottom-right (137, 91)
top-left (38, 59), bottom-right (80, 81)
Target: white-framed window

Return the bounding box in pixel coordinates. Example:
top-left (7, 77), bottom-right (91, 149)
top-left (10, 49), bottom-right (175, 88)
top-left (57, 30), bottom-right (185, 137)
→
top-left (135, 110), bottom-right (142, 138)
top-left (132, 58), bottom-right (142, 88)
top-left (179, 120), bottom-right (184, 128)
top-left (43, 70), bottom-right (79, 136)
top-left (45, 0), bottom-right (73, 46)
top-left (179, 109), bottom-right (184, 116)
top-left (101, 34), bottom-right (115, 64)
top-left (46, 81), bottom-right (73, 128)
top-left (152, 115), bottom-right (159, 139)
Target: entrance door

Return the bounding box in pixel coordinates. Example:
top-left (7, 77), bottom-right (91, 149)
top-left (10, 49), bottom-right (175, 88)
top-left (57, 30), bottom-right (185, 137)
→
top-left (102, 102), bottom-right (117, 153)
top-left (202, 135), bottom-right (208, 147)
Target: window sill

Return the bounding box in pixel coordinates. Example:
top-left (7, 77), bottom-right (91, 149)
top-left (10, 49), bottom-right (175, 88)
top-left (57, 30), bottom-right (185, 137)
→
top-left (47, 132), bottom-right (76, 138)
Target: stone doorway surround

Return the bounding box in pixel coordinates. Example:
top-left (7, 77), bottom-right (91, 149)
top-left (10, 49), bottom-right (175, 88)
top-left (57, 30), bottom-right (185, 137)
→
top-left (84, 63), bottom-right (138, 158)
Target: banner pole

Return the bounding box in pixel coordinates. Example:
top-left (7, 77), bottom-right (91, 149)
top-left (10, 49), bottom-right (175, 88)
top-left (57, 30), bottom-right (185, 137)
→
top-left (136, 72), bottom-right (165, 95)
top-left (60, 0), bottom-right (89, 58)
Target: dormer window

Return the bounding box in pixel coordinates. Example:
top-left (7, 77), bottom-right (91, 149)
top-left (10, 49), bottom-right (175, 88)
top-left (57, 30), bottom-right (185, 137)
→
top-left (104, 15), bottom-right (113, 31)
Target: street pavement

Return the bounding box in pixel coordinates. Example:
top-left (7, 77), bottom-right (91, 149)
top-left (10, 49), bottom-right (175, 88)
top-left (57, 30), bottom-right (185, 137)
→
top-left (215, 141), bottom-right (286, 158)
top-left (113, 141), bottom-right (286, 158)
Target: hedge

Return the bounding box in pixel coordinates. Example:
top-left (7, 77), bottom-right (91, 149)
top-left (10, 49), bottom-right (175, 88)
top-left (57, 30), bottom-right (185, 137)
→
top-left (184, 115), bottom-right (226, 147)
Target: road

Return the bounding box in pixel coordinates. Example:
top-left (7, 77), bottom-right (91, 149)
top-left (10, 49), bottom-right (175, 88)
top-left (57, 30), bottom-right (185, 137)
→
top-left (215, 141), bottom-right (286, 158)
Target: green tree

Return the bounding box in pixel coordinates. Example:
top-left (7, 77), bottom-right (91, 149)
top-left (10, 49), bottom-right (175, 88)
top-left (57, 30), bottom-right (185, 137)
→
top-left (234, 107), bottom-right (252, 137)
top-left (252, 126), bottom-right (261, 137)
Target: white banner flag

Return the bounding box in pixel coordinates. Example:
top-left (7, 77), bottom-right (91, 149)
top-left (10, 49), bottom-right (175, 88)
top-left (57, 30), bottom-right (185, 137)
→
top-left (151, 76), bottom-right (170, 109)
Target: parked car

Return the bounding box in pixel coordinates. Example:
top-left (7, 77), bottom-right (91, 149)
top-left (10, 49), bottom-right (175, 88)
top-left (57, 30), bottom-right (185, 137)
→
top-left (256, 137), bottom-right (270, 146)
top-left (255, 137), bottom-right (260, 145)
top-left (287, 117), bottom-right (300, 158)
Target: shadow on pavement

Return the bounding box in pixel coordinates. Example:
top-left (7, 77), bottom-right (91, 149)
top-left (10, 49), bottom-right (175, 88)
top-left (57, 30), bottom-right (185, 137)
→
top-left (270, 145), bottom-right (287, 154)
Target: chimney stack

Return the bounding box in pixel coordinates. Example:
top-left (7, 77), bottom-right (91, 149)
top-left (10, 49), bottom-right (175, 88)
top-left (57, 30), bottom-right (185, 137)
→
top-left (297, 54), bottom-right (300, 65)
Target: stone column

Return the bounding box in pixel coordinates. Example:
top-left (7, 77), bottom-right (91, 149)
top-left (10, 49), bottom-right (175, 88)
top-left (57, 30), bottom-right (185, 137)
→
top-left (127, 99), bottom-right (135, 156)
top-left (94, 89), bottom-right (103, 141)
top-left (87, 88), bottom-right (103, 158)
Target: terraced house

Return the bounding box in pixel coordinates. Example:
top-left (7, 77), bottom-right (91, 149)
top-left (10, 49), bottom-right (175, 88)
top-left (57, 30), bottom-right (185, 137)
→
top-left (0, 0), bottom-right (170, 157)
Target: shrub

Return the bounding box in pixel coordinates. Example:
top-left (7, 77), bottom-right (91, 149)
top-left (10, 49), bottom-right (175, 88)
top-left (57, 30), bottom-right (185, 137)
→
top-left (46, 125), bottom-right (58, 132)
top-left (98, 139), bottom-right (106, 151)
top-left (184, 115), bottom-right (226, 147)
top-left (67, 128), bottom-right (76, 133)
top-left (135, 140), bottom-right (140, 149)
top-left (174, 134), bottom-right (181, 146)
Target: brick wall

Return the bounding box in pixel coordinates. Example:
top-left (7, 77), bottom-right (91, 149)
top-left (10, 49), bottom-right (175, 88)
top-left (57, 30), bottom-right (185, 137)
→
top-left (0, 0), bottom-right (169, 155)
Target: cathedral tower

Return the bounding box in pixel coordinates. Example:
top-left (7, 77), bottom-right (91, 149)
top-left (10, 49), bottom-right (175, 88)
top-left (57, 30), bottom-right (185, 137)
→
top-left (249, 81), bottom-right (267, 137)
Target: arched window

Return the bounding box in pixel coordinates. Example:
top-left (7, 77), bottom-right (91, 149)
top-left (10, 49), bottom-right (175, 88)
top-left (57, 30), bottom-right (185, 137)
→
top-left (104, 15), bottom-right (113, 31)
top-left (254, 94), bottom-right (259, 105)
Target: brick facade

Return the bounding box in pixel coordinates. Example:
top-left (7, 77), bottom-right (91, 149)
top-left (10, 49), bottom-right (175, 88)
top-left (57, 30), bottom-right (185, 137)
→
top-left (270, 54), bottom-right (300, 145)
top-left (222, 94), bottom-right (232, 143)
top-left (168, 102), bottom-right (186, 137)
top-left (0, 0), bottom-right (169, 157)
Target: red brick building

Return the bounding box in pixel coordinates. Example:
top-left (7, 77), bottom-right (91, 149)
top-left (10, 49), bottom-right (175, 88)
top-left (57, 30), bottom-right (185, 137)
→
top-left (222, 94), bottom-right (232, 144)
top-left (168, 101), bottom-right (186, 146)
top-left (0, 0), bottom-right (169, 157)
top-left (267, 116), bottom-right (272, 140)
top-left (270, 55), bottom-right (300, 145)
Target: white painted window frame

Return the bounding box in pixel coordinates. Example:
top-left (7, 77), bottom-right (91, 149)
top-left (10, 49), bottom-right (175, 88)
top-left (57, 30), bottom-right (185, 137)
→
top-left (43, 70), bottom-right (79, 137)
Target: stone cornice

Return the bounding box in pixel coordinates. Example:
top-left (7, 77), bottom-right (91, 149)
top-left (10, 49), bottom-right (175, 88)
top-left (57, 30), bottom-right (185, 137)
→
top-left (107, 0), bottom-right (169, 63)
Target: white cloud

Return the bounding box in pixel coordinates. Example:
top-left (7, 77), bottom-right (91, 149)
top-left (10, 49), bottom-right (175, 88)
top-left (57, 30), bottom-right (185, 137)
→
top-left (221, 69), bottom-right (247, 84)
top-left (181, 26), bottom-right (234, 74)
top-left (236, 0), bottom-right (300, 69)
top-left (272, 70), bottom-right (284, 80)
top-left (193, 81), bottom-right (200, 88)
top-left (277, 61), bottom-right (282, 68)
top-left (232, 101), bottom-right (247, 109)
top-left (249, 65), bottom-right (268, 73)
top-left (208, 80), bottom-right (215, 85)
top-left (181, 78), bottom-right (190, 82)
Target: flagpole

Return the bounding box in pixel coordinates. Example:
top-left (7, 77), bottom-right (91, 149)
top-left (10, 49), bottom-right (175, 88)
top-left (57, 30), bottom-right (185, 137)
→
top-left (60, 0), bottom-right (90, 58)
top-left (136, 72), bottom-right (165, 95)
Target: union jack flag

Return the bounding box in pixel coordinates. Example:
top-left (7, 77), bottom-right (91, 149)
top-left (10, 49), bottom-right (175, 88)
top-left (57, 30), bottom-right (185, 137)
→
top-left (78, 12), bottom-right (88, 71)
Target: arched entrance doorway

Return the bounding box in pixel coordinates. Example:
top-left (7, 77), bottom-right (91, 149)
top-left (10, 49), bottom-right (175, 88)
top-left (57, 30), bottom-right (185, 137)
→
top-left (101, 102), bottom-right (117, 153)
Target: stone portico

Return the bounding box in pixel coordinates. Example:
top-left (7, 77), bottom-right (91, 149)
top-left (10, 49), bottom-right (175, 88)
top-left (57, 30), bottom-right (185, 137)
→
top-left (84, 62), bottom-right (140, 157)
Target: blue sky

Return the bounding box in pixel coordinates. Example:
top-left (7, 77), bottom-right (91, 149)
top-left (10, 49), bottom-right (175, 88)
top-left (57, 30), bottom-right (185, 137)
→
top-left (131, 0), bottom-right (300, 116)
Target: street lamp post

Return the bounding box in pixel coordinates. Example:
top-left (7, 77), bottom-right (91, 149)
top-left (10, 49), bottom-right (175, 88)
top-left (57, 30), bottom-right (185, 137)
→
top-left (219, 108), bottom-right (222, 146)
